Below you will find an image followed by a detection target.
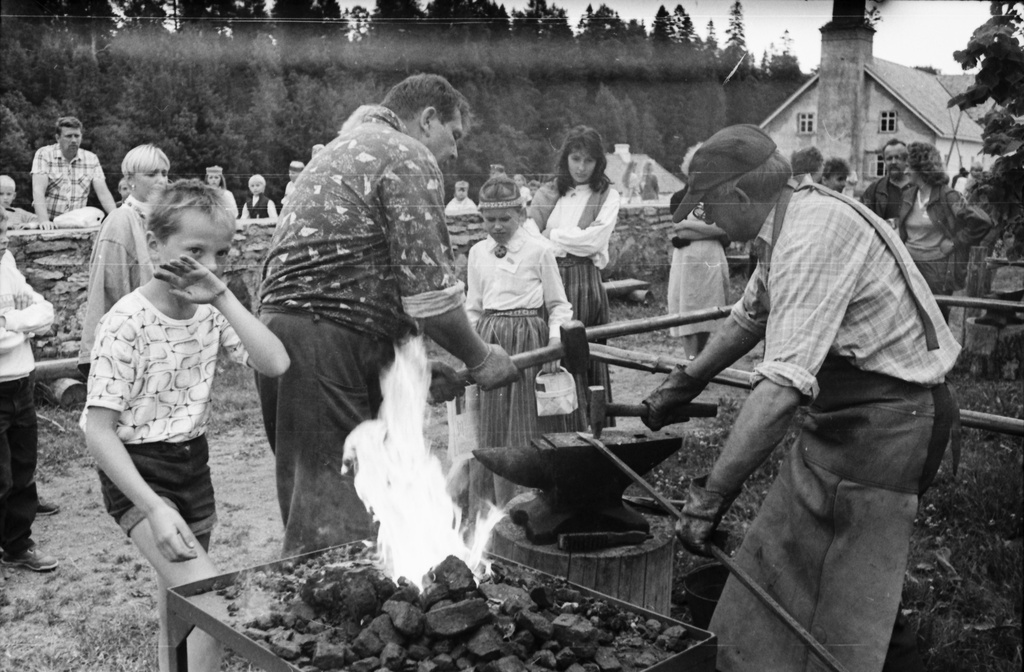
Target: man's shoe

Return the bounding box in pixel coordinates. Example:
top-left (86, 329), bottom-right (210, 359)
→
top-left (36, 499), bottom-right (60, 516)
top-left (1, 548), bottom-right (59, 572)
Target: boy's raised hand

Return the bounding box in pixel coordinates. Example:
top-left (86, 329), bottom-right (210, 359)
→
top-left (155, 255), bottom-right (229, 304)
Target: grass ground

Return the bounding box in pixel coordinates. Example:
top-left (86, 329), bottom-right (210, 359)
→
top-left (11, 277), bottom-right (1023, 671)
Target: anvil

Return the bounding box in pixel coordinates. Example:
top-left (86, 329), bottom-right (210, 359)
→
top-left (473, 429), bottom-right (684, 545)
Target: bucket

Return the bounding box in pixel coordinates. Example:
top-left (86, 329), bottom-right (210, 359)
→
top-left (682, 563), bottom-right (729, 630)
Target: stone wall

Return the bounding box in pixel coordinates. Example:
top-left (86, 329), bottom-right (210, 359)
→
top-left (7, 204), bottom-right (676, 359)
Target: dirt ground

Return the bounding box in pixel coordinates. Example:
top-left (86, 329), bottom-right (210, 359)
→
top-left (0, 336), bottom-right (758, 671)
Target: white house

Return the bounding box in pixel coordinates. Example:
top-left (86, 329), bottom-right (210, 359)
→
top-left (760, 18), bottom-right (989, 189)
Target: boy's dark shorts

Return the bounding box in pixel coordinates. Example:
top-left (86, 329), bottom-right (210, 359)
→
top-left (98, 435), bottom-right (217, 538)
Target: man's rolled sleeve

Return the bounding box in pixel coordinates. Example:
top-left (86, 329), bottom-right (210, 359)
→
top-left (751, 362), bottom-right (819, 400)
top-left (402, 282), bottom-right (466, 319)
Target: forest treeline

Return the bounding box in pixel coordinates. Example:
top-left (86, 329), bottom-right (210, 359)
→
top-left (0, 0), bottom-right (810, 204)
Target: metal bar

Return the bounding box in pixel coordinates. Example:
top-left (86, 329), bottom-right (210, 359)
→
top-left (589, 343), bottom-right (1024, 438)
top-left (577, 431), bottom-right (850, 672)
top-left (934, 296), bottom-right (1024, 311)
top-left (586, 306), bottom-right (735, 341)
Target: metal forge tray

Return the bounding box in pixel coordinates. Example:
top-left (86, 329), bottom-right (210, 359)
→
top-left (166, 543), bottom-right (717, 672)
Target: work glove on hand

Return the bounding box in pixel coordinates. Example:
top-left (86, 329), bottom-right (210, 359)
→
top-left (428, 361), bottom-right (464, 404)
top-left (468, 344), bottom-right (520, 391)
top-left (642, 365), bottom-right (709, 430)
top-left (676, 475), bottom-right (739, 558)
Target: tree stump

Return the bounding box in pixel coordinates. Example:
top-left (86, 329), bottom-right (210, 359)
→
top-left (490, 495), bottom-right (675, 615)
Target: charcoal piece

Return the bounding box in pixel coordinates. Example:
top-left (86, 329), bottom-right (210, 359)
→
top-left (306, 620), bottom-right (328, 635)
top-left (484, 655), bottom-right (528, 672)
top-left (455, 656), bottom-right (472, 670)
top-left (555, 589), bottom-right (581, 603)
top-left (370, 614), bottom-right (405, 646)
top-left (581, 664), bottom-right (599, 672)
top-left (432, 653), bottom-right (456, 671)
top-left (562, 663), bottom-right (586, 672)
top-left (654, 625), bottom-right (689, 653)
top-left (403, 644), bottom-right (429, 661)
top-left (480, 583), bottom-right (533, 615)
top-left (511, 629), bottom-right (536, 654)
top-left (559, 603), bottom-right (577, 615)
top-left (552, 615), bottom-right (596, 648)
top-left (529, 649), bottom-right (557, 670)
top-left (540, 640), bottom-right (561, 653)
top-left (430, 599), bottom-right (455, 612)
top-left (592, 648), bottom-right (621, 672)
top-left (393, 584), bottom-right (422, 604)
top-left (516, 610), bottom-right (554, 641)
top-left (643, 619), bottom-right (662, 639)
top-left (467, 624), bottom-right (506, 662)
top-left (419, 661), bottom-right (440, 672)
top-left (450, 643), bottom-right (468, 660)
top-left (312, 641), bottom-right (349, 670)
top-left (381, 642), bottom-right (408, 670)
top-left (268, 630), bottom-right (302, 660)
top-left (495, 614), bottom-right (516, 639)
top-left (554, 647), bottom-right (576, 670)
top-left (431, 555), bottom-right (477, 598)
top-left (422, 582), bottom-right (451, 609)
top-left (432, 640), bottom-right (454, 655)
top-left (425, 599), bottom-right (492, 637)
top-left (384, 600), bottom-right (426, 638)
top-left (251, 613), bottom-right (277, 630)
top-left (353, 628), bottom-right (386, 658)
top-left (242, 627), bottom-right (269, 641)
top-left (301, 568), bottom-right (381, 621)
top-left (529, 586), bottom-right (555, 610)
top-left (352, 657), bottom-right (380, 672)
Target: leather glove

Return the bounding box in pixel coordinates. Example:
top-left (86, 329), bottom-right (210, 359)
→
top-left (675, 475), bottom-right (739, 557)
top-left (428, 361), bottom-right (464, 404)
top-left (642, 365), bottom-right (709, 430)
top-left (468, 344), bottom-right (520, 391)
top-left (671, 236), bottom-right (690, 249)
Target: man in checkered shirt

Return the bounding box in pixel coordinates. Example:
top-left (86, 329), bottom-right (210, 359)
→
top-left (643, 125), bottom-right (960, 672)
top-left (30, 116), bottom-right (116, 230)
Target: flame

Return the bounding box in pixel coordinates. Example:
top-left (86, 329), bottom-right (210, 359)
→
top-left (343, 338), bottom-right (503, 589)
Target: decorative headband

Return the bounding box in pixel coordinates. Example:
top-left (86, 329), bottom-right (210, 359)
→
top-left (478, 197), bottom-right (522, 210)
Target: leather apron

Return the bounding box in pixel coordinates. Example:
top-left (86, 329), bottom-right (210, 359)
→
top-left (709, 184), bottom-right (957, 672)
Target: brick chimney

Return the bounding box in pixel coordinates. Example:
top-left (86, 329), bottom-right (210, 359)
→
top-left (816, 0), bottom-right (873, 178)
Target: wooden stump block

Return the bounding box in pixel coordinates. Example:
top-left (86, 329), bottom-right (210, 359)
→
top-left (962, 318), bottom-right (1024, 380)
top-left (490, 495), bottom-right (675, 615)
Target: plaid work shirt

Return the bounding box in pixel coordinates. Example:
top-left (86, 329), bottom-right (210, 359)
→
top-left (30, 144), bottom-right (106, 220)
top-left (259, 106), bottom-right (464, 341)
top-left (732, 184), bottom-right (960, 401)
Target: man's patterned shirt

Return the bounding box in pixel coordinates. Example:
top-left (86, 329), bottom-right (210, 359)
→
top-left (258, 107), bottom-right (464, 340)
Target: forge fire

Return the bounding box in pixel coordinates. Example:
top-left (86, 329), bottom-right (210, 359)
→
top-left (218, 545), bottom-right (701, 672)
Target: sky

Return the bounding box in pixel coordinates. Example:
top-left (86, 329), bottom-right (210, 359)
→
top-left (331, 0), bottom-right (994, 75)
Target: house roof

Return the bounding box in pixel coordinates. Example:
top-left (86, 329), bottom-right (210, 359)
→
top-left (604, 152), bottom-right (686, 197)
top-left (934, 73), bottom-right (998, 124)
top-left (865, 58), bottom-right (983, 142)
top-left (759, 57), bottom-right (984, 144)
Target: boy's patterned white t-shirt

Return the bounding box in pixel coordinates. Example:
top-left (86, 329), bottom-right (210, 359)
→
top-left (81, 289), bottom-right (249, 444)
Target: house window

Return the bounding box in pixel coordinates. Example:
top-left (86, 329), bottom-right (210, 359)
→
top-left (873, 154), bottom-right (885, 177)
top-left (880, 111), bottom-right (898, 133)
top-left (797, 112), bottom-right (815, 134)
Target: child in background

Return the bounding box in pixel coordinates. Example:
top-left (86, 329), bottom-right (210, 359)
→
top-left (0, 175), bottom-right (40, 229)
top-left (117, 176), bottom-right (130, 206)
top-left (526, 125), bottom-right (620, 409)
top-left (465, 175), bottom-right (580, 513)
top-left (83, 179), bottom-right (289, 672)
top-left (283, 160), bottom-right (304, 205)
top-left (513, 173), bottom-right (531, 204)
top-left (240, 174), bottom-right (278, 221)
top-left (79, 144), bottom-right (170, 379)
top-left (444, 180), bottom-right (478, 217)
top-left (204, 166), bottom-right (239, 220)
top-left (0, 210), bottom-right (58, 572)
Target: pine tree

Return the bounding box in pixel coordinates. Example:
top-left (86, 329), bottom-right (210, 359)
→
top-left (705, 19), bottom-right (717, 51)
top-left (674, 5), bottom-right (695, 45)
top-left (652, 5), bottom-right (672, 44)
top-left (725, 0), bottom-right (745, 50)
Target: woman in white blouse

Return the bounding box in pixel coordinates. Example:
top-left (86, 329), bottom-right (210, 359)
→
top-left (527, 126), bottom-right (621, 406)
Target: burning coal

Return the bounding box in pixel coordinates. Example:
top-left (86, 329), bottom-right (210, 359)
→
top-left (343, 338), bottom-right (502, 589)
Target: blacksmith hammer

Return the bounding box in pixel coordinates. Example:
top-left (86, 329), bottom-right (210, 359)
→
top-left (451, 320), bottom-right (589, 386)
top-left (587, 385), bottom-right (717, 439)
